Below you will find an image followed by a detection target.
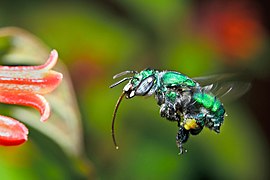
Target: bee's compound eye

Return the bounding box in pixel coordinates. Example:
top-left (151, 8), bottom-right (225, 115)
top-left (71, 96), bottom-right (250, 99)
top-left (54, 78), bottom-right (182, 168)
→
top-left (135, 76), bottom-right (154, 95)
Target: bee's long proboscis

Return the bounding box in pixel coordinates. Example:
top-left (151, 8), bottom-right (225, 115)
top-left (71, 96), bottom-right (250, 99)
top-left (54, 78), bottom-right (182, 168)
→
top-left (111, 91), bottom-right (126, 149)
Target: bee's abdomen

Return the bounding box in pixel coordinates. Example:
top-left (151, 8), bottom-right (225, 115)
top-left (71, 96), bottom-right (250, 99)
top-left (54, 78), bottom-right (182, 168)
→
top-left (192, 92), bottom-right (225, 132)
top-left (193, 93), bottom-right (224, 115)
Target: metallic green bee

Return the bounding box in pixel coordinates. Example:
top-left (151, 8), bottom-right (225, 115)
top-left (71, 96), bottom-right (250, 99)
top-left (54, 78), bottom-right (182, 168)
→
top-left (110, 68), bottom-right (250, 154)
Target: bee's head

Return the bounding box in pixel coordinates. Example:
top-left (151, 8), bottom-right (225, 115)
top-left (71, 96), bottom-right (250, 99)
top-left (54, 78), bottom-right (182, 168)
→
top-left (110, 68), bottom-right (157, 98)
top-left (110, 68), bottom-right (158, 149)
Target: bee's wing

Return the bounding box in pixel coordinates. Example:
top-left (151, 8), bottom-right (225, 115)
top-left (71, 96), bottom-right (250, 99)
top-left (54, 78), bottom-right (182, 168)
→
top-left (193, 73), bottom-right (251, 102)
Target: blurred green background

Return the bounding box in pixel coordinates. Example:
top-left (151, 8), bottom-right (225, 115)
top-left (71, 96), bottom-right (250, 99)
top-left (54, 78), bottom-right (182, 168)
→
top-left (0, 0), bottom-right (270, 179)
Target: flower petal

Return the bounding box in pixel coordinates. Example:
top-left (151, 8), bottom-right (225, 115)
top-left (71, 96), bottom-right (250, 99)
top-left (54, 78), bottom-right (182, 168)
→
top-left (0, 92), bottom-right (50, 122)
top-left (0, 49), bottom-right (58, 71)
top-left (0, 50), bottom-right (63, 94)
top-left (0, 71), bottom-right (63, 94)
top-left (0, 115), bottom-right (29, 146)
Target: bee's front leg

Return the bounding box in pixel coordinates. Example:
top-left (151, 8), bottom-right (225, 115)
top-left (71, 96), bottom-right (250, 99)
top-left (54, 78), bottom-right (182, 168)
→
top-left (176, 126), bottom-right (189, 155)
top-left (156, 91), bottom-right (180, 122)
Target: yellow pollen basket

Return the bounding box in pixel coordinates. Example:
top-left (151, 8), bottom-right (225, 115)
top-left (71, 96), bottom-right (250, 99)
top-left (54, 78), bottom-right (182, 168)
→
top-left (184, 119), bottom-right (198, 130)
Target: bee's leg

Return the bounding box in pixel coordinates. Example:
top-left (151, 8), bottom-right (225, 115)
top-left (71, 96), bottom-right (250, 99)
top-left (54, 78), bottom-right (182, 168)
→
top-left (155, 91), bottom-right (165, 106)
top-left (181, 117), bottom-right (203, 135)
top-left (160, 103), bottom-right (180, 121)
top-left (182, 110), bottom-right (206, 135)
top-left (177, 120), bottom-right (181, 127)
top-left (190, 125), bottom-right (203, 135)
top-left (176, 126), bottom-right (189, 155)
top-left (189, 118), bottom-right (204, 135)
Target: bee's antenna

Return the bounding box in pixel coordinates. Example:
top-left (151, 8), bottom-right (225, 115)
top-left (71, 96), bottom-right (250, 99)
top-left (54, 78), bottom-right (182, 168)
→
top-left (110, 77), bottom-right (132, 88)
top-left (111, 91), bottom-right (126, 149)
top-left (113, 70), bottom-right (137, 79)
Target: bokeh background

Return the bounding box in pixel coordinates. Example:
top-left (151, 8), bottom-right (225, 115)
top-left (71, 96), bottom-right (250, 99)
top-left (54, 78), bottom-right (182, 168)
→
top-left (0, 0), bottom-right (270, 179)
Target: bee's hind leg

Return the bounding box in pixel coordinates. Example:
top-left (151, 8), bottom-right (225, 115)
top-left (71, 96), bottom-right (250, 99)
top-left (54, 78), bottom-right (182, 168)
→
top-left (176, 126), bottom-right (189, 155)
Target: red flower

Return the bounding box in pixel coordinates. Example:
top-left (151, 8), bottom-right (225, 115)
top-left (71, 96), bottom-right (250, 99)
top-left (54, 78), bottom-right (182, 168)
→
top-left (195, 1), bottom-right (264, 62)
top-left (0, 50), bottom-right (62, 146)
